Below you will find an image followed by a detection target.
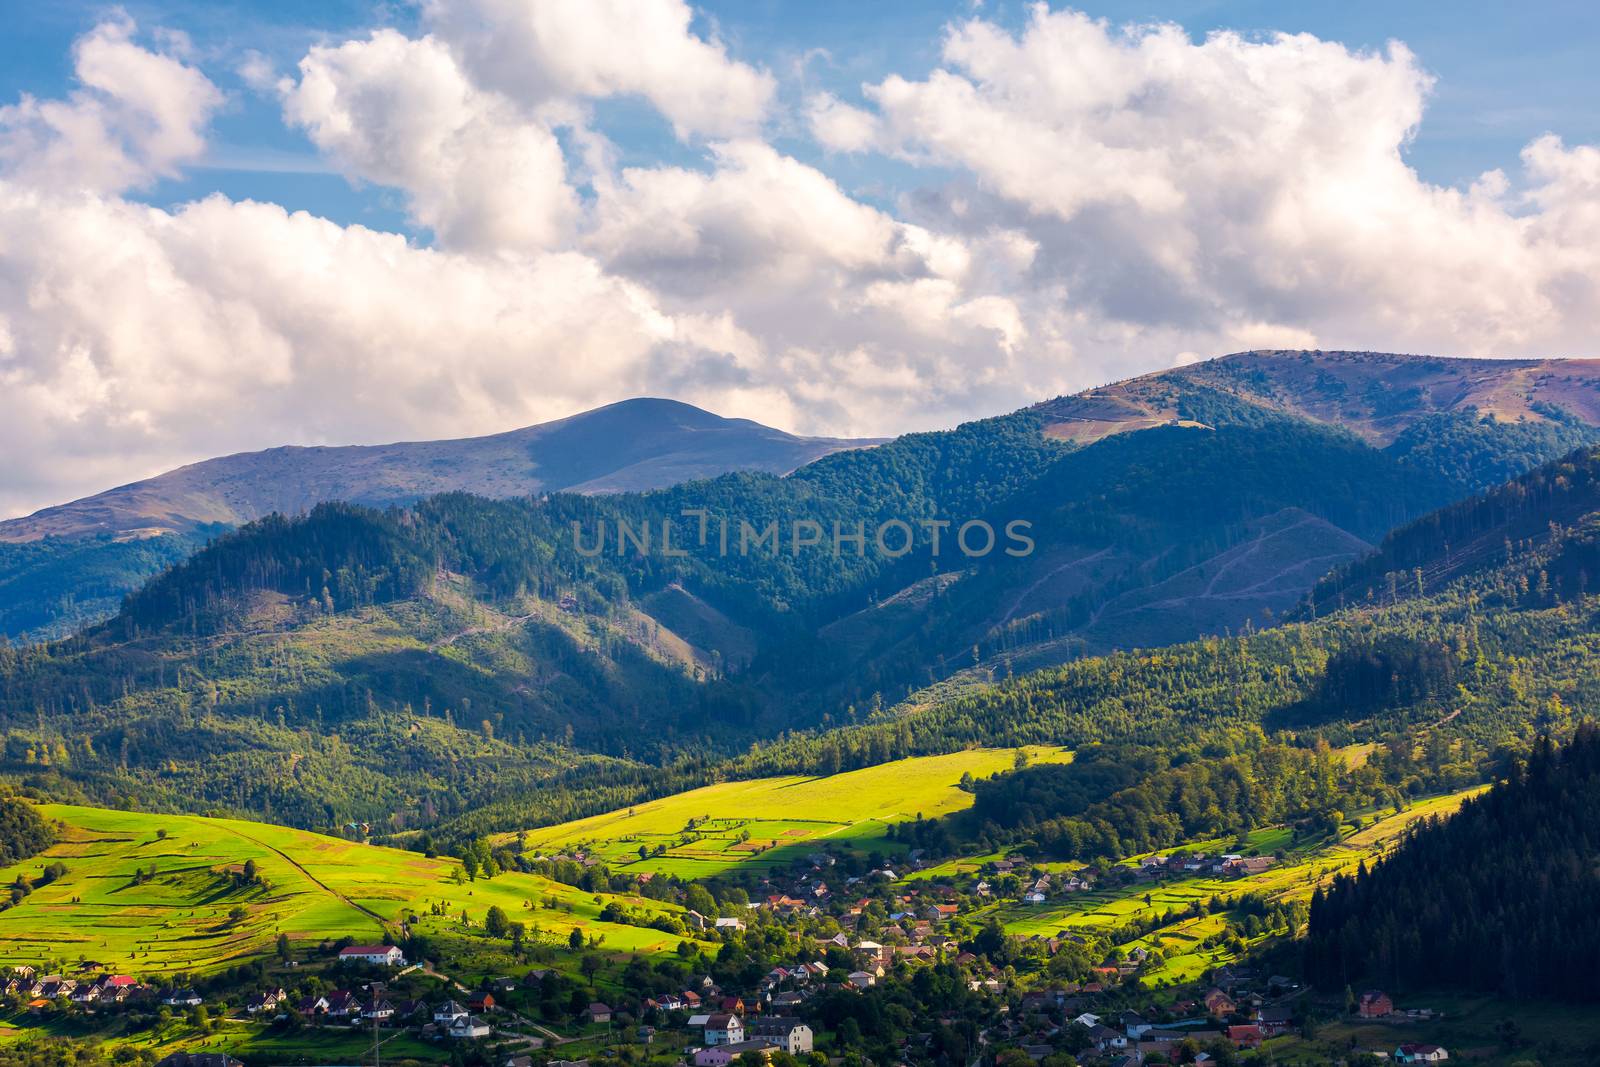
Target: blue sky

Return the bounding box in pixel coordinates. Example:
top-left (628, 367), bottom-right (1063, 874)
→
top-left (2, 0), bottom-right (1599, 515)
top-left (6, 1), bottom-right (1597, 232)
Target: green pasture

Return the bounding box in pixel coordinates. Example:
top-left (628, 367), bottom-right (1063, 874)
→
top-left (512, 746), bottom-right (1071, 876)
top-left (0, 804), bottom-right (702, 975)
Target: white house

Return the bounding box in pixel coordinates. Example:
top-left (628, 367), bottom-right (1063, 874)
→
top-left (338, 944), bottom-right (406, 966)
top-left (1397, 1045), bottom-right (1449, 1064)
top-left (703, 1013), bottom-right (745, 1045)
top-left (449, 1015), bottom-right (493, 1039)
top-left (435, 1000), bottom-right (469, 1023)
top-left (749, 1017), bottom-right (813, 1054)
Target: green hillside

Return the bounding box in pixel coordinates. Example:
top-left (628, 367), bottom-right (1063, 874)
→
top-left (0, 803), bottom-right (701, 976)
top-left (510, 746), bottom-right (1071, 877)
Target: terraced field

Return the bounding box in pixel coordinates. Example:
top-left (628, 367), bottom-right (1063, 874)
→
top-left (510, 747), bottom-right (1072, 877)
top-left (0, 804), bottom-right (702, 975)
top-left (979, 787), bottom-right (1485, 988)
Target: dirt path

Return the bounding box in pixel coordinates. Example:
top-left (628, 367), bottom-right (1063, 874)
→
top-left (999, 546), bottom-right (1114, 625)
top-left (226, 825), bottom-right (392, 930)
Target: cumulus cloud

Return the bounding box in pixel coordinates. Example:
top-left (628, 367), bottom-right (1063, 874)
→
top-left (0, 16), bottom-right (222, 193)
top-left (420, 0), bottom-right (774, 139)
top-left (805, 92), bottom-right (878, 153)
top-left (5, 5), bottom-right (1600, 519)
top-left (839, 6), bottom-right (1600, 356)
top-left (282, 30), bottom-right (576, 252)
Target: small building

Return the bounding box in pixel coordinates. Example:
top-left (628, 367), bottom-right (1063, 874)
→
top-left (155, 1055), bottom-right (245, 1067)
top-left (467, 991), bottom-right (496, 1013)
top-left (587, 1002), bottom-right (613, 1024)
top-left (163, 989), bottom-right (203, 1007)
top-left (449, 1015), bottom-right (493, 1040)
top-left (748, 1017), bottom-right (813, 1054)
top-left (1203, 988), bottom-right (1237, 1017)
top-left (1359, 990), bottom-right (1396, 1018)
top-left (245, 988), bottom-right (286, 1014)
top-left (1228, 1025), bottom-right (1264, 1049)
top-left (1397, 1045), bottom-right (1449, 1063)
top-left (693, 1040), bottom-right (776, 1067)
top-left (704, 1013), bottom-right (745, 1045)
top-left (338, 944), bottom-right (406, 967)
top-left (435, 1000), bottom-right (470, 1023)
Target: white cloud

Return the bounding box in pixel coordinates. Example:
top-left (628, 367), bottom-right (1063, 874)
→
top-left (420, 0), bottom-right (774, 139)
top-left (805, 92), bottom-right (879, 153)
top-left (282, 30), bottom-right (576, 252)
top-left (836, 6), bottom-right (1600, 358)
top-left (0, 17), bottom-right (222, 193)
top-left (5, 5), bottom-right (1600, 519)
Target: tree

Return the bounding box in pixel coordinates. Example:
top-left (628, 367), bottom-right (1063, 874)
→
top-left (569, 927), bottom-right (585, 950)
top-left (484, 905), bottom-right (509, 938)
top-left (277, 932), bottom-right (292, 963)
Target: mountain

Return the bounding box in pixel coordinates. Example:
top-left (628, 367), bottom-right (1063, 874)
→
top-left (5, 351), bottom-right (1599, 836)
top-left (0, 398), bottom-right (879, 641)
top-left (1306, 723), bottom-right (1600, 1002)
top-left (1038, 349), bottom-right (1600, 448)
top-left (0, 397), bottom-right (878, 543)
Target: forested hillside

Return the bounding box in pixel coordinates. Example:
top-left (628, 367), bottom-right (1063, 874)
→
top-left (2, 354), bottom-right (1599, 839)
top-left (1305, 723), bottom-right (1600, 1002)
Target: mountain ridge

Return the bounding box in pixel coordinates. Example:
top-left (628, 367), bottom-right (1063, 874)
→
top-left (0, 396), bottom-right (882, 544)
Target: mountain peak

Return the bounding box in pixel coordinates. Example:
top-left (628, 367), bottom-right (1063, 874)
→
top-left (0, 398), bottom-right (880, 544)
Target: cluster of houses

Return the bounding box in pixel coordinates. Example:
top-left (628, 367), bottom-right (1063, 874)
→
top-left (1134, 852), bottom-right (1276, 880)
top-left (0, 966), bottom-right (204, 1013)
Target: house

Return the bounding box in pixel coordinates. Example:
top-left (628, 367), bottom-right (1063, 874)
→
top-left (1228, 1025), bottom-right (1264, 1049)
top-left (847, 971), bottom-right (876, 989)
top-left (163, 989), bottom-right (203, 1007)
top-left (715, 917), bottom-right (746, 932)
top-left (1259, 1005), bottom-right (1296, 1035)
top-left (704, 1013), bottom-right (745, 1045)
top-left (587, 1002), bottom-right (613, 1024)
top-left (297, 994), bottom-right (330, 1016)
top-left (693, 1040), bottom-right (777, 1067)
top-left (155, 1055), bottom-right (245, 1067)
top-left (1120, 1011), bottom-right (1152, 1038)
top-left (338, 944), bottom-right (406, 967)
top-left (449, 1015), bottom-right (493, 1039)
top-left (1396, 1045), bottom-right (1449, 1063)
top-left (360, 998), bottom-right (395, 1021)
top-left (466, 991), bottom-right (496, 1013)
top-left (435, 1000), bottom-right (470, 1023)
top-left (1359, 990), bottom-right (1396, 1018)
top-left (324, 990), bottom-right (359, 1017)
top-left (1023, 891), bottom-right (1047, 905)
top-left (748, 1016), bottom-right (814, 1054)
top-left (685, 910), bottom-right (709, 931)
top-left (1204, 988), bottom-right (1237, 1017)
top-left (245, 988), bottom-right (286, 1014)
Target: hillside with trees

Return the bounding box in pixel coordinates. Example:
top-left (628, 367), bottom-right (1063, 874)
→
top-left (1305, 723), bottom-right (1600, 1001)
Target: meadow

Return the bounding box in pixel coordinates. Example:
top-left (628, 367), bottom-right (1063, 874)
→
top-left (0, 804), bottom-right (701, 976)
top-left (975, 787), bottom-right (1485, 989)
top-left (509, 746), bottom-right (1072, 877)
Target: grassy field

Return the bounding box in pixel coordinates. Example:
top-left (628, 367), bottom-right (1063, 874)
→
top-left (0, 804), bottom-right (703, 976)
top-left (509, 746), bottom-right (1072, 877)
top-left (979, 786), bottom-right (1485, 989)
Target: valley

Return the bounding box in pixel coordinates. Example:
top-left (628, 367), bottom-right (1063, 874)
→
top-left (4, 351), bottom-right (1600, 1065)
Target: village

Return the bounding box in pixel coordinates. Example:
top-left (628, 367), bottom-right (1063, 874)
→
top-left (2, 845), bottom-right (1456, 1067)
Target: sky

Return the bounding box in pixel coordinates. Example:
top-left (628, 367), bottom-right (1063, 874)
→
top-left (2, 1), bottom-right (1599, 518)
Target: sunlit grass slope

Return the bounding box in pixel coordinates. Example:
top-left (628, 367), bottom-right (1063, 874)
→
top-left (510, 746), bottom-right (1072, 876)
top-left (0, 804), bottom-right (699, 975)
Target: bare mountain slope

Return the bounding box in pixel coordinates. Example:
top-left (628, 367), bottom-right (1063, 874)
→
top-left (1037, 350), bottom-right (1600, 446)
top-left (0, 398), bottom-right (879, 543)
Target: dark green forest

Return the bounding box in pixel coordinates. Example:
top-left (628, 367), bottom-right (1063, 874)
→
top-left (1305, 722), bottom-right (1600, 1002)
